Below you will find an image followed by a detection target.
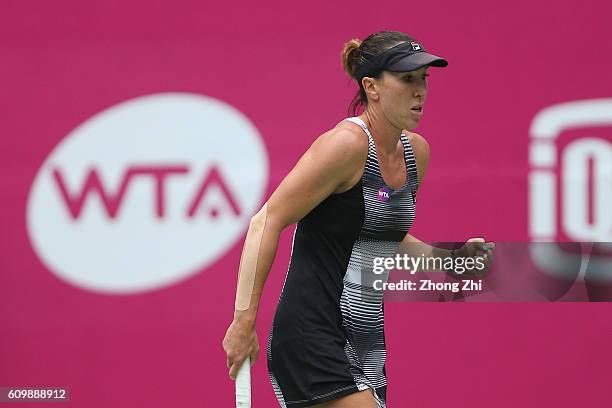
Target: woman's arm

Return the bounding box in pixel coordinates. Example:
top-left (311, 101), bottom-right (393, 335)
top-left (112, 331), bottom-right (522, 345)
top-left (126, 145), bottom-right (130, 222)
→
top-left (396, 132), bottom-right (441, 258)
top-left (399, 133), bottom-right (494, 274)
top-left (398, 233), bottom-right (454, 262)
top-left (223, 126), bottom-right (368, 379)
top-left (398, 233), bottom-right (494, 277)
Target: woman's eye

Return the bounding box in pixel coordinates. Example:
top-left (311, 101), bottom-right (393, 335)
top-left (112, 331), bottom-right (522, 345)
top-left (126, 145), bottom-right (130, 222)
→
top-left (404, 74), bottom-right (429, 82)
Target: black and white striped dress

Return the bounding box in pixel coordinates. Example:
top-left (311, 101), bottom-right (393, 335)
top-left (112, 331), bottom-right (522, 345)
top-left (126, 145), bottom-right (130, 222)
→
top-left (267, 116), bottom-right (418, 407)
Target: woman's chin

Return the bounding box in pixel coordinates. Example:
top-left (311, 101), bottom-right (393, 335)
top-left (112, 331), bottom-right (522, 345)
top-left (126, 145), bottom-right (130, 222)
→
top-left (403, 118), bottom-right (420, 131)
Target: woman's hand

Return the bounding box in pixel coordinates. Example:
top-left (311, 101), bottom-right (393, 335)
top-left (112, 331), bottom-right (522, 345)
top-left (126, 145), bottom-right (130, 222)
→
top-left (455, 237), bottom-right (495, 277)
top-left (222, 312), bottom-right (260, 380)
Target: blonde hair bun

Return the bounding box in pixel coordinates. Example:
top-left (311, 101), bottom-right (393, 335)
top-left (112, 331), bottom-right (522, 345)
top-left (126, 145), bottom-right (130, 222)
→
top-left (341, 38), bottom-right (362, 79)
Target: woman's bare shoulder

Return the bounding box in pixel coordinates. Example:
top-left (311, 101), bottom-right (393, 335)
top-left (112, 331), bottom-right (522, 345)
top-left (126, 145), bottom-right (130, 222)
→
top-left (404, 131), bottom-right (430, 185)
top-left (308, 121), bottom-right (369, 166)
top-left (263, 121), bottom-right (370, 227)
top-left (405, 131), bottom-right (430, 159)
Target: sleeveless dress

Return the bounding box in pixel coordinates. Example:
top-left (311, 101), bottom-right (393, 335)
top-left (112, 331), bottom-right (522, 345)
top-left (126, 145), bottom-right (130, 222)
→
top-left (267, 117), bottom-right (419, 407)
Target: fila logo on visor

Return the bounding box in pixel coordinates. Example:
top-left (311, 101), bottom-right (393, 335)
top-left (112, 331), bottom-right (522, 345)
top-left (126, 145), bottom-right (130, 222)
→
top-left (410, 42), bottom-right (421, 51)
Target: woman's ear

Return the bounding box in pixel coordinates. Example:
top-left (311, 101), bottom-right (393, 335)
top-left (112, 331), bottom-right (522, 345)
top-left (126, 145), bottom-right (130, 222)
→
top-left (361, 77), bottom-right (380, 102)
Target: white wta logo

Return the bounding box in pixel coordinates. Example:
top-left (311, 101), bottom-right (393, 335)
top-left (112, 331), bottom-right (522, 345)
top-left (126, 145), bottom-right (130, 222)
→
top-left (27, 93), bottom-right (269, 294)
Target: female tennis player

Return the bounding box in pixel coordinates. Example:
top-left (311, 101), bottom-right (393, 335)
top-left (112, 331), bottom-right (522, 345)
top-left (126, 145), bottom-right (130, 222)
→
top-left (223, 30), bottom-right (494, 407)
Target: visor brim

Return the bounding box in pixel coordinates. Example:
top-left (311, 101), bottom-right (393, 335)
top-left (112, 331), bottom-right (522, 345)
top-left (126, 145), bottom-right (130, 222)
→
top-left (386, 51), bottom-right (448, 72)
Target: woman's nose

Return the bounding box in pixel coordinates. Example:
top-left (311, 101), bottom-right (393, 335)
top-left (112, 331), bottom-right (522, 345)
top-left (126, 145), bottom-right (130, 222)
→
top-left (414, 83), bottom-right (427, 99)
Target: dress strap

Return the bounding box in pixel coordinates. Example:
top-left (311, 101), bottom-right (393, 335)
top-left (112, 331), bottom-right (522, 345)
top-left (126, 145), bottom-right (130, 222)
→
top-left (400, 133), bottom-right (420, 196)
top-left (341, 117), bottom-right (374, 141)
top-left (342, 117), bottom-right (419, 196)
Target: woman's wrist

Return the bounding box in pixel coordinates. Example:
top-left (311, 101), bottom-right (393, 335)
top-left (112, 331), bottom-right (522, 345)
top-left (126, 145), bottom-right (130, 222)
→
top-left (233, 308), bottom-right (257, 328)
top-left (445, 248), bottom-right (460, 276)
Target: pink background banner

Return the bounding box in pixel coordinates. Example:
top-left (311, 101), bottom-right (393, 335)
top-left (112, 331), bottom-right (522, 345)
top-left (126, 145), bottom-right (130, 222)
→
top-left (1, 1), bottom-right (611, 407)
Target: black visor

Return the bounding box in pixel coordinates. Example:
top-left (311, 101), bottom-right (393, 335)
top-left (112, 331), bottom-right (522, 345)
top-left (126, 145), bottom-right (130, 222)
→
top-left (355, 40), bottom-right (448, 82)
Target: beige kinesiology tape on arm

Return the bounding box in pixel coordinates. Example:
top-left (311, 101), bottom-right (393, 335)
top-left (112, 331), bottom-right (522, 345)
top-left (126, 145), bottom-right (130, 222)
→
top-left (235, 203), bottom-right (269, 311)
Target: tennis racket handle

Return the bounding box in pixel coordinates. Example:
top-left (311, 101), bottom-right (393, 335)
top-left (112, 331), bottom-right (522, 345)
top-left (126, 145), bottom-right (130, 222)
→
top-left (235, 356), bottom-right (251, 407)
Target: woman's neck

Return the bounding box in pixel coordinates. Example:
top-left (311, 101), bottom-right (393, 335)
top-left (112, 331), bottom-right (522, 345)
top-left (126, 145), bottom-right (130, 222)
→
top-left (359, 109), bottom-right (403, 156)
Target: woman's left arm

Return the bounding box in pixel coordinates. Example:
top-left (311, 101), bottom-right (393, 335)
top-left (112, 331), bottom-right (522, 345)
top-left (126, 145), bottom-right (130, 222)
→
top-left (398, 132), bottom-right (451, 261)
top-left (399, 132), bottom-right (495, 274)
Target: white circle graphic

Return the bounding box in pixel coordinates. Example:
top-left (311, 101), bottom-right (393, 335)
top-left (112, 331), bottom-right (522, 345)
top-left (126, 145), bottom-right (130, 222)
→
top-left (27, 93), bottom-right (268, 294)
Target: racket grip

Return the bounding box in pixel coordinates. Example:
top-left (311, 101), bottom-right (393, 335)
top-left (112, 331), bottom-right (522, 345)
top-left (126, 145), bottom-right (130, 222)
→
top-left (235, 356), bottom-right (251, 407)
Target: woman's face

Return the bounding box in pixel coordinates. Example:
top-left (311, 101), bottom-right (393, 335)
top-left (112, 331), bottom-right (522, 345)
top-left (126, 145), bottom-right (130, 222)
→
top-left (377, 66), bottom-right (429, 131)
